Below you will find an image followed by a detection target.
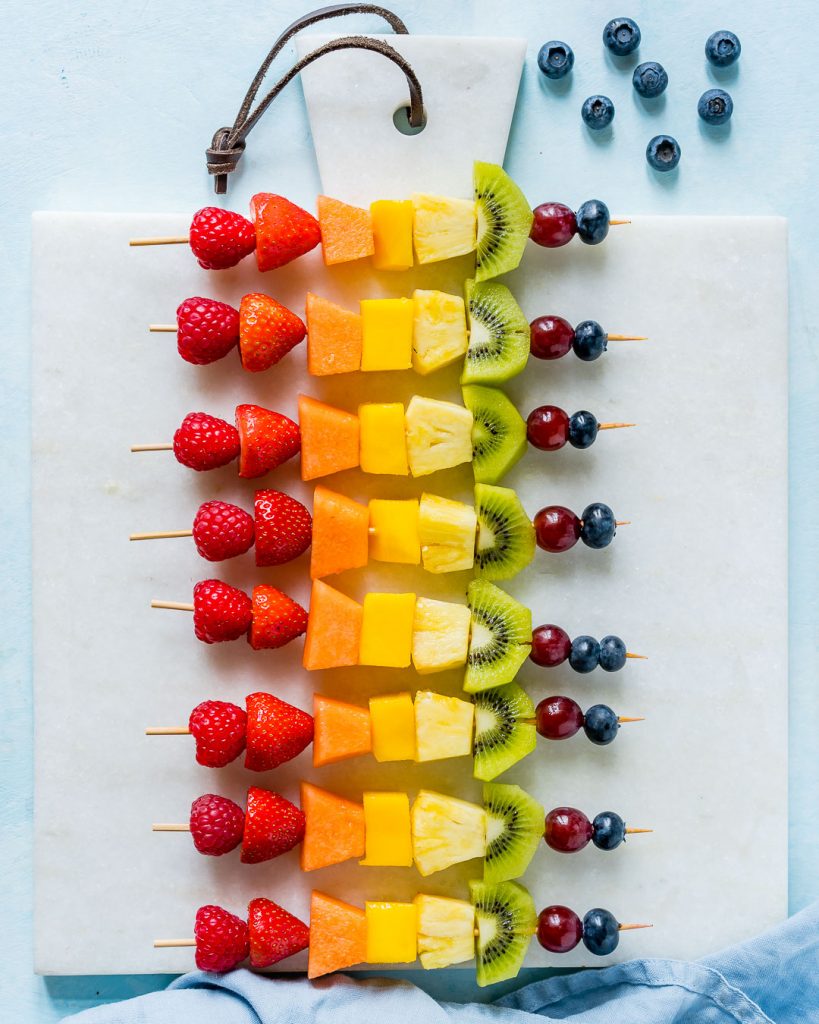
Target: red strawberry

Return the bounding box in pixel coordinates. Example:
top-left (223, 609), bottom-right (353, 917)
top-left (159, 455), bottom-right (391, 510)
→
top-left (235, 404), bottom-right (300, 479)
top-left (250, 193), bottom-right (321, 272)
top-left (254, 489), bottom-right (312, 567)
top-left (188, 699), bottom-right (247, 767)
top-left (173, 412), bottom-right (240, 471)
top-left (244, 691), bottom-right (314, 772)
top-left (249, 585), bottom-right (308, 650)
top-left (240, 786), bottom-right (305, 864)
top-left (239, 293), bottom-right (306, 372)
top-left (194, 904), bottom-right (249, 972)
top-left (189, 793), bottom-right (245, 856)
top-left (192, 500), bottom-right (255, 561)
top-left (176, 296), bottom-right (240, 365)
top-left (189, 207), bottom-right (256, 270)
top-left (193, 579), bottom-right (252, 644)
top-left (247, 897), bottom-right (309, 968)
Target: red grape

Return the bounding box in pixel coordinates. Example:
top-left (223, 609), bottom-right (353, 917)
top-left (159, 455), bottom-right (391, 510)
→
top-left (534, 506), bottom-right (581, 552)
top-left (530, 315), bottom-right (574, 360)
top-left (536, 695), bottom-right (584, 739)
top-left (530, 624), bottom-right (571, 666)
top-left (530, 203), bottom-right (577, 248)
top-left (545, 806), bottom-right (593, 853)
top-left (537, 905), bottom-right (583, 953)
top-left (527, 406), bottom-right (569, 451)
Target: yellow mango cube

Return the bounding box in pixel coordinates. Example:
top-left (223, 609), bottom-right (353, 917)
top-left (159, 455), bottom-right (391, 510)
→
top-left (369, 499), bottom-right (420, 564)
top-left (359, 592), bottom-right (416, 667)
top-left (370, 200), bottom-right (414, 271)
top-left (365, 901), bottom-right (418, 963)
top-left (361, 792), bottom-right (413, 866)
top-left (360, 297), bottom-right (414, 371)
top-left (369, 692), bottom-right (416, 761)
top-left (359, 403), bottom-right (408, 475)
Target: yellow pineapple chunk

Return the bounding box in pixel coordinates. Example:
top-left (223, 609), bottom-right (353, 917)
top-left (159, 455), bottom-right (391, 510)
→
top-left (411, 790), bottom-right (486, 877)
top-left (415, 894), bottom-right (475, 969)
top-left (412, 290), bottom-right (468, 375)
top-left (418, 493), bottom-right (477, 573)
top-left (414, 690), bottom-right (474, 762)
top-left (405, 396), bottom-right (473, 477)
top-left (411, 194), bottom-right (477, 264)
top-left (411, 598), bottom-right (470, 674)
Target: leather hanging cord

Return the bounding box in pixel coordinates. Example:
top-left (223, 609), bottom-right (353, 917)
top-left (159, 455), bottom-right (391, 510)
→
top-left (206, 4), bottom-right (422, 194)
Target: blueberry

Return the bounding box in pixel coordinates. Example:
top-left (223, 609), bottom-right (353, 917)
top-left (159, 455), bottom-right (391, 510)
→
top-left (632, 61), bottom-right (668, 98)
top-left (646, 134), bottom-right (681, 172)
top-left (580, 502), bottom-right (616, 549)
top-left (592, 811), bottom-right (626, 851)
top-left (573, 321), bottom-right (607, 361)
top-left (598, 635), bottom-right (627, 672)
top-left (576, 200), bottom-right (610, 245)
top-left (568, 410), bottom-right (599, 449)
top-left (698, 88), bottom-right (733, 125)
top-left (603, 17), bottom-right (641, 56)
top-left (705, 30), bottom-right (740, 67)
top-left (583, 908), bottom-right (620, 955)
top-left (583, 704), bottom-right (619, 745)
top-left (581, 95), bottom-right (615, 130)
top-left (569, 635), bottom-right (601, 673)
top-left (538, 41), bottom-right (575, 80)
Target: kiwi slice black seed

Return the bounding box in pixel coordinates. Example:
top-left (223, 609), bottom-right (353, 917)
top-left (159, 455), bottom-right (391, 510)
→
top-left (462, 385), bottom-right (527, 485)
top-left (474, 483), bottom-right (535, 581)
top-left (482, 782), bottom-right (544, 884)
top-left (473, 683), bottom-right (537, 781)
top-left (464, 580), bottom-right (532, 693)
top-left (461, 279), bottom-right (530, 385)
top-left (473, 161), bottom-right (534, 283)
top-left (470, 879), bottom-right (537, 986)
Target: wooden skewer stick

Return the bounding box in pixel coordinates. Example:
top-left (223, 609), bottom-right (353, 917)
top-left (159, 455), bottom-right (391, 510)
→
top-left (617, 716), bottom-right (645, 724)
top-left (154, 938), bottom-right (196, 948)
top-left (614, 520), bottom-right (630, 527)
top-left (625, 828), bottom-right (653, 835)
top-left (130, 530), bottom-right (193, 541)
top-left (148, 324), bottom-right (177, 332)
top-left (607, 334), bottom-right (647, 341)
top-left (152, 823), bottom-right (191, 832)
top-left (131, 443), bottom-right (173, 452)
top-left (599, 422), bottom-right (636, 431)
top-left (130, 236), bottom-right (189, 247)
top-left (145, 726), bottom-right (191, 735)
top-left (151, 600), bottom-right (194, 611)
top-left (618, 923), bottom-right (653, 932)
top-left (625, 652), bottom-right (648, 660)
top-left (608, 219), bottom-right (631, 226)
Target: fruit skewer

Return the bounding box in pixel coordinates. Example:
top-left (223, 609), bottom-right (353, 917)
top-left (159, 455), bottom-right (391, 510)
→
top-left (156, 886), bottom-right (650, 984)
top-left (129, 162), bottom-right (629, 281)
top-left (147, 689), bottom-right (644, 781)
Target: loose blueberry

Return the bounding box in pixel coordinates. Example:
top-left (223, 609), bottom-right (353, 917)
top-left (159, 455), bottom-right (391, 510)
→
top-left (576, 200), bottom-right (610, 245)
top-left (538, 41), bottom-right (575, 80)
top-left (568, 410), bottom-right (599, 449)
top-left (592, 811), bottom-right (626, 851)
top-left (581, 95), bottom-right (615, 130)
top-left (583, 704), bottom-right (619, 745)
top-left (632, 61), bottom-right (668, 98)
top-left (603, 17), bottom-right (641, 56)
top-left (646, 134), bottom-right (681, 172)
top-left (583, 908), bottom-right (620, 955)
top-left (569, 635), bottom-right (601, 674)
top-left (580, 502), bottom-right (616, 549)
top-left (705, 30), bottom-right (740, 68)
top-left (573, 320), bottom-right (607, 361)
top-left (598, 635), bottom-right (627, 672)
top-left (698, 88), bottom-right (733, 125)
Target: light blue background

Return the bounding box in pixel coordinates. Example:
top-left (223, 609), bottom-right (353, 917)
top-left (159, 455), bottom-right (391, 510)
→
top-left (2, 1), bottom-right (817, 1019)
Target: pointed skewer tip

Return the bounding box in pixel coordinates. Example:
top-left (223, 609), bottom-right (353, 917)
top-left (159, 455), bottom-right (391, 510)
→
top-left (618, 923), bottom-right (653, 932)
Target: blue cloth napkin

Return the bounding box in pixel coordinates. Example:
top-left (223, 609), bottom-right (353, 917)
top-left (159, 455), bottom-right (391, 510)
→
top-left (65, 900), bottom-right (819, 1023)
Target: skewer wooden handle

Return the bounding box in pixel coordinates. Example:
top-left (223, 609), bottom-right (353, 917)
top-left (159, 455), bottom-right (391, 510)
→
top-left (131, 530), bottom-right (192, 541)
top-left (131, 444), bottom-right (173, 452)
top-left (145, 726), bottom-right (191, 735)
top-left (151, 600), bottom-right (194, 611)
top-left (152, 823), bottom-right (191, 832)
top-left (130, 236), bottom-right (189, 246)
top-left (154, 938), bottom-right (196, 947)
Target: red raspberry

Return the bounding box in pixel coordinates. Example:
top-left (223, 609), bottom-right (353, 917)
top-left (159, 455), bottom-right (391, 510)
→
top-left (176, 296), bottom-right (240, 365)
top-left (189, 793), bottom-right (245, 856)
top-left (193, 579), bottom-right (252, 644)
top-left (189, 207), bottom-right (256, 270)
top-left (194, 904), bottom-right (249, 972)
top-left (188, 699), bottom-right (247, 767)
top-left (173, 412), bottom-right (240, 472)
top-left (192, 501), bottom-right (255, 561)
top-left (254, 489), bottom-right (312, 567)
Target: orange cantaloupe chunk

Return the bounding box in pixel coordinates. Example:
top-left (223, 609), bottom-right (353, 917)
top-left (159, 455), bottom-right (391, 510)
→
top-left (306, 293), bottom-right (363, 377)
top-left (308, 891), bottom-right (367, 979)
top-left (300, 782), bottom-right (365, 872)
top-left (310, 486), bottom-right (369, 579)
top-left (298, 394), bottom-right (360, 481)
top-left (313, 695), bottom-right (372, 767)
top-left (317, 195), bottom-right (375, 266)
top-left (303, 580), bottom-right (363, 670)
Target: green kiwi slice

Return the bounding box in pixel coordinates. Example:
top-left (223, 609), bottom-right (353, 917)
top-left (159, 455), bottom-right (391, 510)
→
top-left (473, 683), bottom-right (537, 781)
top-left (470, 879), bottom-right (536, 986)
top-left (473, 161), bottom-right (534, 283)
top-left (461, 280), bottom-right (530, 385)
top-left (464, 580), bottom-right (532, 693)
top-left (462, 385), bottom-right (527, 485)
top-left (482, 782), bottom-right (544, 884)
top-left (474, 483), bottom-right (535, 581)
